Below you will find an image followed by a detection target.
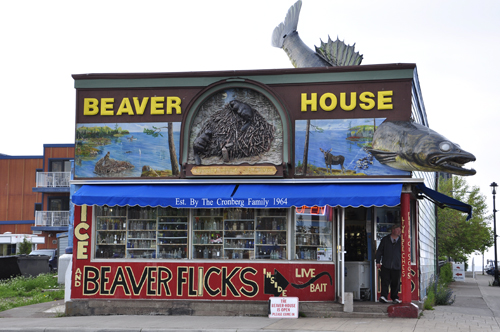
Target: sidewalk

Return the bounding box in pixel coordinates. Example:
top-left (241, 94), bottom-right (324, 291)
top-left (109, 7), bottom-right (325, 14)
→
top-left (0, 274), bottom-right (499, 332)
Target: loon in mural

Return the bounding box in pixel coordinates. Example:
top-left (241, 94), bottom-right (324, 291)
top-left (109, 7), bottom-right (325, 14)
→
top-left (368, 121), bottom-right (476, 176)
top-left (272, 0), bottom-right (363, 67)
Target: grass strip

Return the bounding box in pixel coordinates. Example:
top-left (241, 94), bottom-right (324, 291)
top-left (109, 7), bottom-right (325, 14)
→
top-left (0, 273), bottom-right (64, 312)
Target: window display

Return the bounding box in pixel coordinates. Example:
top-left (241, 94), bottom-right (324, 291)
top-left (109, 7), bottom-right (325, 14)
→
top-left (294, 206), bottom-right (333, 261)
top-left (191, 208), bottom-right (287, 260)
top-left (94, 206), bottom-right (289, 260)
top-left (192, 209), bottom-right (225, 259)
top-left (94, 206), bottom-right (188, 259)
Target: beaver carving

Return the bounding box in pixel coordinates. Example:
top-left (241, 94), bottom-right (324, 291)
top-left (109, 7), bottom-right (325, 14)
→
top-left (193, 129), bottom-right (213, 165)
top-left (229, 100), bottom-right (254, 131)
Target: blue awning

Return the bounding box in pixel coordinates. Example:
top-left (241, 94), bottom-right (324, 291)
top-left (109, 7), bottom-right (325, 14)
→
top-left (72, 183), bottom-right (402, 208)
top-left (232, 183), bottom-right (402, 208)
top-left (416, 183), bottom-right (472, 220)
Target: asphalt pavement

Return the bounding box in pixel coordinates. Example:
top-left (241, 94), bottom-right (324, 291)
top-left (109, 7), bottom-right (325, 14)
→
top-left (1, 274), bottom-right (499, 332)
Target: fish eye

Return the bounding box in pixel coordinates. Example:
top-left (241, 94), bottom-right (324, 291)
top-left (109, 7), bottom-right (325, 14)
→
top-left (439, 142), bottom-right (452, 152)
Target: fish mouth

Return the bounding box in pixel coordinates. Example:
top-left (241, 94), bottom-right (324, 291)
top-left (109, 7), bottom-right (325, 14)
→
top-left (429, 153), bottom-right (476, 175)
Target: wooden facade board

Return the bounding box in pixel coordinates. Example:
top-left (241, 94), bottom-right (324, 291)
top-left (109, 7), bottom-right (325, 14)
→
top-left (23, 158), bottom-right (42, 191)
top-left (0, 195), bottom-right (7, 221)
top-left (0, 223), bottom-right (33, 234)
top-left (40, 231), bottom-right (57, 249)
top-left (0, 160), bottom-right (10, 196)
top-left (7, 195), bottom-right (23, 220)
top-left (0, 158), bottom-right (43, 221)
top-left (22, 194), bottom-right (39, 221)
top-left (44, 146), bottom-right (75, 170)
top-left (7, 160), bottom-right (25, 195)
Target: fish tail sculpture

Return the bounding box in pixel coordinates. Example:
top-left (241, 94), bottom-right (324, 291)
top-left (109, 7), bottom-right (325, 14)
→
top-left (272, 0), bottom-right (363, 68)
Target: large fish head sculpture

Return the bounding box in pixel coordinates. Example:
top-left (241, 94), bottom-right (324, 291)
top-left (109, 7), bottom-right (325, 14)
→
top-left (368, 121), bottom-right (476, 176)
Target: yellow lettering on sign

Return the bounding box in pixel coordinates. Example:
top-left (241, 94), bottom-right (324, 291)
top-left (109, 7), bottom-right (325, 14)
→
top-left (359, 91), bottom-right (376, 110)
top-left (166, 96), bottom-right (182, 114)
top-left (300, 90), bottom-right (394, 112)
top-left (77, 241), bottom-right (88, 259)
top-left (116, 98), bottom-right (134, 116)
top-left (319, 93), bottom-right (337, 111)
top-left (133, 97), bottom-right (149, 115)
top-left (81, 204), bottom-right (87, 222)
top-left (340, 92), bottom-right (356, 111)
top-left (301, 93), bottom-right (317, 112)
top-left (82, 97), bottom-right (183, 116)
top-left (101, 98), bottom-right (114, 116)
top-left (151, 96), bottom-right (165, 115)
top-left (295, 268), bottom-right (315, 278)
top-left (83, 98), bottom-right (99, 115)
top-left (75, 223), bottom-right (90, 241)
top-left (378, 91), bottom-right (393, 110)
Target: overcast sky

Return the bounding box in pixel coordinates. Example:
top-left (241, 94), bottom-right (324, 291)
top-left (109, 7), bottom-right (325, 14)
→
top-left (1, 0), bottom-right (499, 264)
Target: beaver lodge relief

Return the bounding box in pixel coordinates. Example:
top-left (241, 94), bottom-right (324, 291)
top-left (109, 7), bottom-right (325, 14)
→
top-left (189, 89), bottom-right (283, 166)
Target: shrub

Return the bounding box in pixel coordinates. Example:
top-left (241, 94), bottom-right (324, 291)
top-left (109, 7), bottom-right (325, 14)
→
top-left (426, 280), bottom-right (455, 306)
top-left (424, 286), bottom-right (435, 310)
top-left (434, 282), bottom-right (455, 305)
top-left (18, 238), bottom-right (32, 255)
top-left (439, 263), bottom-right (454, 286)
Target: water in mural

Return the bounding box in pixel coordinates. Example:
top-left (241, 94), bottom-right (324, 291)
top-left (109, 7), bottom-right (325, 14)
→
top-left (75, 123), bottom-right (181, 178)
top-left (295, 118), bottom-right (410, 176)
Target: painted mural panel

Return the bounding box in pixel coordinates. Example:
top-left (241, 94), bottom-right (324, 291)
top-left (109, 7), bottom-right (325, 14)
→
top-left (75, 123), bottom-right (180, 178)
top-left (188, 88), bottom-right (283, 166)
top-left (295, 118), bottom-right (410, 176)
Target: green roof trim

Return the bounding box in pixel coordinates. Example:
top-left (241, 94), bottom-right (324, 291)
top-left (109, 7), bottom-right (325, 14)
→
top-left (74, 69), bottom-right (415, 89)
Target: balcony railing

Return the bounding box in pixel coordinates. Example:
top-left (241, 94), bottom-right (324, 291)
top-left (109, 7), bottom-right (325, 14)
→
top-left (35, 211), bottom-right (70, 227)
top-left (36, 172), bottom-right (71, 188)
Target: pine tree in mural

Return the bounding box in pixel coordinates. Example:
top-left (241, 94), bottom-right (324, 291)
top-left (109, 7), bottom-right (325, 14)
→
top-left (143, 123), bottom-right (180, 176)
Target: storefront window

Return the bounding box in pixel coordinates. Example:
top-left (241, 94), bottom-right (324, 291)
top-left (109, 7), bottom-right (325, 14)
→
top-left (192, 208), bottom-right (225, 259)
top-left (192, 208), bottom-right (287, 260)
top-left (94, 206), bottom-right (288, 260)
top-left (294, 206), bottom-right (333, 261)
top-left (94, 206), bottom-right (188, 259)
top-left (95, 205), bottom-right (127, 259)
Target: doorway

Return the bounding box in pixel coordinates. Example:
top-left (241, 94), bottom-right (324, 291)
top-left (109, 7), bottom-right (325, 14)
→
top-left (343, 207), bottom-right (372, 301)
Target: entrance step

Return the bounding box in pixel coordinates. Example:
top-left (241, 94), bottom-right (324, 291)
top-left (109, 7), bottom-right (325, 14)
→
top-left (300, 301), bottom-right (389, 318)
top-left (67, 299), bottom-right (389, 318)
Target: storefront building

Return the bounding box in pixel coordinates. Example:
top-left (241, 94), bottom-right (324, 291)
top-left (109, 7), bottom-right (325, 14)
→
top-left (68, 64), bottom-right (472, 316)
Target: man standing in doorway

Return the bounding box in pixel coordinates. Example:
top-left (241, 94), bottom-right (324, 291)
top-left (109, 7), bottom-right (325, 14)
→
top-left (376, 224), bottom-right (402, 304)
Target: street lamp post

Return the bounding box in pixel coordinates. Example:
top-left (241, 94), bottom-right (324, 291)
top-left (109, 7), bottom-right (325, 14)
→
top-left (491, 182), bottom-right (499, 286)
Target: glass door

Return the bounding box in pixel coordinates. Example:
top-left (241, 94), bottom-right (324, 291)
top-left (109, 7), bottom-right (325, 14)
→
top-left (336, 208), bottom-right (345, 304)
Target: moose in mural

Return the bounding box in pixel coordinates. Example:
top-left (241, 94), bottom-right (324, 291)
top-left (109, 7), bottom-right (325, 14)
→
top-left (319, 148), bottom-right (345, 174)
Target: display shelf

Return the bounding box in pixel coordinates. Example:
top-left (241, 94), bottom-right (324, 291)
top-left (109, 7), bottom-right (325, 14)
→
top-left (96, 216), bottom-right (127, 231)
top-left (95, 244), bottom-right (125, 259)
top-left (295, 214), bottom-right (333, 261)
top-left (255, 216), bottom-right (286, 260)
top-left (193, 246), bottom-right (223, 259)
top-left (157, 248), bottom-right (185, 259)
top-left (223, 218), bottom-right (255, 259)
top-left (256, 246), bottom-right (286, 260)
top-left (193, 216), bottom-right (223, 231)
top-left (156, 215), bottom-right (187, 259)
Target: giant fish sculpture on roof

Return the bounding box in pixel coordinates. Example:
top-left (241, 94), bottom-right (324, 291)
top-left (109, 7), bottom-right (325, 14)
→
top-left (272, 1), bottom-right (476, 176)
top-left (368, 121), bottom-right (476, 176)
